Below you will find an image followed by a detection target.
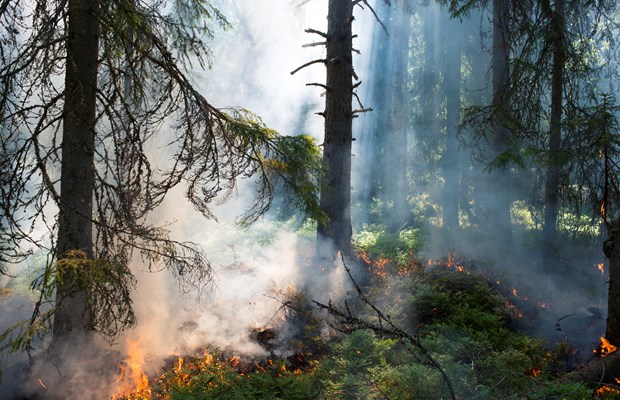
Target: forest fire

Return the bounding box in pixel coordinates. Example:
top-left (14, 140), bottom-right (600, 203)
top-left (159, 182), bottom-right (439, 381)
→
top-left (425, 252), bottom-right (467, 273)
top-left (358, 249), bottom-right (391, 278)
top-left (112, 337), bottom-right (151, 399)
top-left (595, 336), bottom-right (618, 358)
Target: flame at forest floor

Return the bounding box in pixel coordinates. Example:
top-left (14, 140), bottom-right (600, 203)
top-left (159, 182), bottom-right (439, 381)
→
top-left (112, 337), bottom-right (151, 399)
top-left (594, 336), bottom-right (618, 358)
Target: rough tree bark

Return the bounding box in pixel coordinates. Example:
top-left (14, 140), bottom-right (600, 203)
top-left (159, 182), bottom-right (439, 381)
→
top-left (317, 0), bottom-right (354, 259)
top-left (52, 0), bottom-right (100, 346)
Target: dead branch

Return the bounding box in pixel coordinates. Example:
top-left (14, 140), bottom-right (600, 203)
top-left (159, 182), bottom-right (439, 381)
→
top-left (303, 41), bottom-right (328, 48)
top-left (356, 0), bottom-right (389, 36)
top-left (352, 108), bottom-right (373, 115)
top-left (290, 59), bottom-right (328, 75)
top-left (306, 82), bottom-right (329, 92)
top-left (313, 254), bottom-right (457, 400)
top-left (305, 28), bottom-right (328, 39)
top-left (353, 91), bottom-right (365, 109)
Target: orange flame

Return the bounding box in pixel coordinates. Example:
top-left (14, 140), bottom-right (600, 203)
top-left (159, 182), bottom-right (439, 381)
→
top-left (596, 337), bottom-right (618, 358)
top-left (229, 355), bottom-right (240, 367)
top-left (112, 337), bottom-right (151, 398)
top-left (529, 368), bottom-right (541, 377)
top-left (596, 377), bottom-right (620, 396)
top-left (597, 262), bottom-right (605, 277)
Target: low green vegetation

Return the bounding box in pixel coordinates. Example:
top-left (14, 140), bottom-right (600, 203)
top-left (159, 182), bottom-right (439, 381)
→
top-left (116, 223), bottom-right (614, 399)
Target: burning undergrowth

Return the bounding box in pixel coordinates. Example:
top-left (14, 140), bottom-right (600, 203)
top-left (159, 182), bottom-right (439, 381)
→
top-left (112, 347), bottom-right (321, 400)
top-left (111, 286), bottom-right (328, 400)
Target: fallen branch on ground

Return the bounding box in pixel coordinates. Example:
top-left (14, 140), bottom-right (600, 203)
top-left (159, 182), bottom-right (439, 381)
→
top-left (312, 254), bottom-right (457, 400)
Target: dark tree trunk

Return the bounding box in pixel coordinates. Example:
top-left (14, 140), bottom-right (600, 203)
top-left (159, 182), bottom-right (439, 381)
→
top-left (317, 0), bottom-right (354, 259)
top-left (542, 0), bottom-right (565, 271)
top-left (53, 0), bottom-right (100, 345)
top-left (385, 3), bottom-right (410, 232)
top-left (490, 0), bottom-right (513, 249)
top-left (605, 220), bottom-right (620, 345)
top-left (443, 16), bottom-right (462, 231)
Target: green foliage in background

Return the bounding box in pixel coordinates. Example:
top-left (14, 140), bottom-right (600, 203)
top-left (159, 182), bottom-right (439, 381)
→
top-left (354, 224), bottom-right (422, 266)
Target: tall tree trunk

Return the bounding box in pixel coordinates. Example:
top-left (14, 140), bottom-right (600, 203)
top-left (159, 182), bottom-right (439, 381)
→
top-left (53, 0), bottom-right (100, 345)
top-left (490, 0), bottom-right (513, 249)
top-left (317, 0), bottom-right (354, 259)
top-left (443, 15), bottom-right (462, 231)
top-left (542, 0), bottom-right (565, 271)
top-left (605, 220), bottom-right (620, 345)
top-left (386, 2), bottom-right (410, 232)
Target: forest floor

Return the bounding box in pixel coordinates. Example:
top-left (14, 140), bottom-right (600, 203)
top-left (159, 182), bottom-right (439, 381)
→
top-left (112, 230), bottom-right (620, 400)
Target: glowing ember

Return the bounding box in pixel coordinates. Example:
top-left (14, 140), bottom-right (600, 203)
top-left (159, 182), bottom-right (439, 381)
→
top-left (229, 355), bottom-right (240, 367)
top-left (510, 288), bottom-right (528, 301)
top-left (112, 337), bottom-right (151, 399)
top-left (596, 377), bottom-right (620, 396)
top-left (597, 262), bottom-right (605, 277)
top-left (596, 337), bottom-right (618, 358)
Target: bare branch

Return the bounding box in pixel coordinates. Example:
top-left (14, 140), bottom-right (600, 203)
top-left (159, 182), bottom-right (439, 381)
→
top-left (305, 28), bottom-right (328, 38)
top-left (353, 91), bottom-right (365, 109)
top-left (290, 59), bottom-right (328, 75)
top-left (361, 0), bottom-right (389, 36)
top-left (313, 254), bottom-right (457, 400)
top-left (306, 82), bottom-right (330, 91)
top-left (303, 41), bottom-right (328, 48)
top-left (352, 108), bottom-right (373, 115)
